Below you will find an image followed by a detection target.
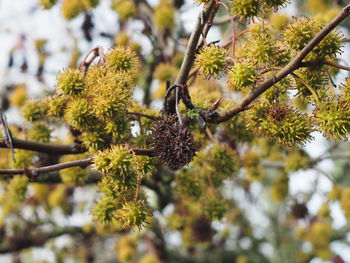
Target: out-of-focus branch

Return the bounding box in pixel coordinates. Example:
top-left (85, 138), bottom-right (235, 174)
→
top-left (0, 227), bottom-right (85, 254)
top-left (201, 4), bottom-right (350, 124)
top-left (0, 158), bottom-right (93, 176)
top-left (300, 59), bottom-right (350, 71)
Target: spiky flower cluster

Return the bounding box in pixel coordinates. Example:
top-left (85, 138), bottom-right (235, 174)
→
top-left (45, 46), bottom-right (139, 151)
top-left (284, 17), bottom-right (343, 60)
top-left (228, 60), bottom-right (258, 91)
top-left (247, 103), bottom-right (314, 146)
top-left (195, 45), bottom-right (227, 79)
top-left (92, 145), bottom-right (152, 229)
top-left (229, 0), bottom-right (289, 21)
top-left (56, 68), bottom-right (85, 96)
top-left (314, 98), bottom-right (350, 140)
top-left (151, 115), bottom-right (196, 169)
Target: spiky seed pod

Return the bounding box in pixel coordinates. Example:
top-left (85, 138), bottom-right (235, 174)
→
top-left (151, 115), bottom-right (196, 169)
top-left (247, 103), bottom-right (314, 147)
top-left (229, 0), bottom-right (262, 21)
top-left (111, 0), bottom-right (137, 21)
top-left (89, 71), bottom-right (133, 121)
top-left (244, 33), bottom-right (277, 65)
top-left (227, 61), bottom-right (257, 91)
top-left (115, 199), bottom-right (151, 229)
top-left (195, 45), bottom-right (227, 79)
top-left (314, 98), bottom-right (350, 140)
top-left (284, 17), bottom-right (321, 52)
top-left (64, 98), bottom-right (96, 130)
top-left (56, 68), bottom-right (85, 96)
top-left (22, 100), bottom-right (46, 122)
top-left (44, 95), bottom-right (70, 118)
top-left (104, 46), bottom-right (139, 75)
top-left (93, 145), bottom-right (137, 189)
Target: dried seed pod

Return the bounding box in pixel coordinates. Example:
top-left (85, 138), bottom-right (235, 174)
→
top-left (151, 115), bottom-right (196, 169)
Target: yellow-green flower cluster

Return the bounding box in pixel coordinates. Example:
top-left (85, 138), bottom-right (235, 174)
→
top-left (247, 103), bottom-right (314, 147)
top-left (104, 46), bottom-right (139, 75)
top-left (228, 60), bottom-right (258, 91)
top-left (56, 68), bottom-right (85, 96)
top-left (283, 17), bottom-right (343, 60)
top-left (195, 45), bottom-right (227, 79)
top-left (46, 46), bottom-right (138, 151)
top-left (229, 0), bottom-right (289, 21)
top-left (92, 145), bottom-right (152, 229)
top-left (314, 98), bottom-right (350, 140)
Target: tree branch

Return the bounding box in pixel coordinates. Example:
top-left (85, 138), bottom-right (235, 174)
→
top-left (0, 227), bottom-right (86, 254)
top-left (300, 59), bottom-right (350, 71)
top-left (202, 4), bottom-right (350, 124)
top-left (165, 0), bottom-right (217, 114)
top-left (0, 158), bottom-right (93, 176)
top-left (0, 137), bottom-right (85, 155)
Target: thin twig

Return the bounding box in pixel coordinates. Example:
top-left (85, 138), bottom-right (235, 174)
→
top-left (300, 59), bottom-right (350, 71)
top-left (0, 158), bottom-right (93, 176)
top-left (127, 111), bottom-right (161, 120)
